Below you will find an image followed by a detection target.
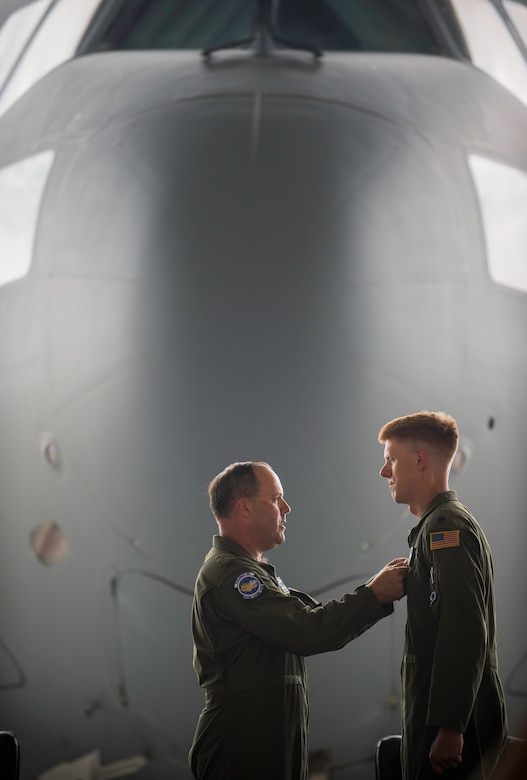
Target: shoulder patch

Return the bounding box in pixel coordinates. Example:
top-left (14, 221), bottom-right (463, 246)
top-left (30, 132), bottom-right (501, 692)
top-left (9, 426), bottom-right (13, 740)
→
top-left (234, 572), bottom-right (265, 599)
top-left (430, 530), bottom-right (460, 550)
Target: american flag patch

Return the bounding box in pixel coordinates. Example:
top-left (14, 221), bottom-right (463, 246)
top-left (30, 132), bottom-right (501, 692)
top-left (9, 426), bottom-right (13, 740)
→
top-left (430, 530), bottom-right (460, 550)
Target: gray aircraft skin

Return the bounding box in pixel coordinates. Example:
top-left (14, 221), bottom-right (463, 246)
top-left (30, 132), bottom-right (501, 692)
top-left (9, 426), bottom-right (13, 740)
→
top-left (0, 2), bottom-right (527, 779)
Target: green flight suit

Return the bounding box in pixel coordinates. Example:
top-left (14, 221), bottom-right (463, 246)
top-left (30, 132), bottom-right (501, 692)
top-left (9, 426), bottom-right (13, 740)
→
top-left (189, 535), bottom-right (393, 780)
top-left (402, 491), bottom-right (507, 780)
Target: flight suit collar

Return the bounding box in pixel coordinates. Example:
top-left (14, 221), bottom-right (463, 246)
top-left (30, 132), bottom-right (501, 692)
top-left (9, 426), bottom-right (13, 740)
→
top-left (407, 490), bottom-right (457, 547)
top-left (211, 535), bottom-right (284, 587)
top-left (210, 534), bottom-right (254, 559)
top-left (210, 534), bottom-right (276, 572)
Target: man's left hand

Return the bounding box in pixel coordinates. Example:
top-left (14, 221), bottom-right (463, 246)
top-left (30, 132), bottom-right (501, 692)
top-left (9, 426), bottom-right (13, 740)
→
top-left (429, 727), bottom-right (463, 774)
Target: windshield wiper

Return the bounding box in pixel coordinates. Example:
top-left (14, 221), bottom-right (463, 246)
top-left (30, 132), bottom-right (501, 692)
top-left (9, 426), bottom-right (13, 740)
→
top-left (203, 0), bottom-right (322, 59)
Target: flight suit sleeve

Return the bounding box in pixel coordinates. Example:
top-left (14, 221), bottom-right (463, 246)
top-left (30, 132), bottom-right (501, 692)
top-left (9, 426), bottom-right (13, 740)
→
top-left (426, 519), bottom-right (489, 731)
top-left (211, 566), bottom-right (392, 657)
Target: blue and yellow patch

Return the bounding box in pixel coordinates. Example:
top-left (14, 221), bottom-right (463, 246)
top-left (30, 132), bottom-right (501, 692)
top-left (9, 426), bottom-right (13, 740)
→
top-left (234, 572), bottom-right (264, 600)
top-left (276, 575), bottom-right (290, 595)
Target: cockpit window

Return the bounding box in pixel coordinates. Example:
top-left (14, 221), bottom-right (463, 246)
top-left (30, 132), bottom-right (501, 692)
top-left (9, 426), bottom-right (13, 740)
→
top-left (81, 0), bottom-right (252, 53)
top-left (80, 0), bottom-right (458, 57)
top-left (275, 0), bottom-right (443, 55)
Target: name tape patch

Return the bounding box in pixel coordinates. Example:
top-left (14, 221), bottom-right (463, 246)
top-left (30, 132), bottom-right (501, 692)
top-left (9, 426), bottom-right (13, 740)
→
top-left (234, 572), bottom-right (264, 599)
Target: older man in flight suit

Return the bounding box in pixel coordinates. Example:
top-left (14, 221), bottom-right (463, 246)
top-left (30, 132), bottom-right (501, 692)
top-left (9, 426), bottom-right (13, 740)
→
top-left (378, 411), bottom-right (507, 779)
top-left (189, 460), bottom-right (408, 780)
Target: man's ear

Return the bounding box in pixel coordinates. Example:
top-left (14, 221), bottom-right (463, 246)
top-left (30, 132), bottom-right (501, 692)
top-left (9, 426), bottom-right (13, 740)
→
top-left (234, 496), bottom-right (252, 517)
top-left (415, 448), bottom-right (428, 471)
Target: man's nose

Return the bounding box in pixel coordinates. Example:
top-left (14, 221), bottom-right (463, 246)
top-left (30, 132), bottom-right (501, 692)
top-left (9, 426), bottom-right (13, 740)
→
top-left (380, 463), bottom-right (390, 478)
top-left (280, 498), bottom-right (291, 514)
